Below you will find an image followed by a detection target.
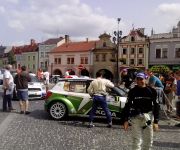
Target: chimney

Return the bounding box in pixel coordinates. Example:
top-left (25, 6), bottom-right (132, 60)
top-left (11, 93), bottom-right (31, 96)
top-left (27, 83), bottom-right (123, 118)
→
top-left (30, 39), bottom-right (36, 45)
top-left (65, 35), bottom-right (70, 43)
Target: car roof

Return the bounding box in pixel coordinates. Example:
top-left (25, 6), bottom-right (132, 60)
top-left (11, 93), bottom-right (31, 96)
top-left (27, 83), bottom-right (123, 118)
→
top-left (58, 78), bottom-right (94, 82)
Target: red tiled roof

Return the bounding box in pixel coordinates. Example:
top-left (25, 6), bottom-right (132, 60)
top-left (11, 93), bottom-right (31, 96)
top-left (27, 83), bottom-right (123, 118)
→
top-left (13, 44), bottom-right (38, 54)
top-left (129, 29), bottom-right (145, 37)
top-left (51, 40), bottom-right (99, 53)
top-left (41, 37), bottom-right (64, 45)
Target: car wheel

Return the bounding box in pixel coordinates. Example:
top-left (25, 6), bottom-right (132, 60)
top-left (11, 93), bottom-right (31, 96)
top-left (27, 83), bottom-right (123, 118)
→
top-left (49, 102), bottom-right (67, 120)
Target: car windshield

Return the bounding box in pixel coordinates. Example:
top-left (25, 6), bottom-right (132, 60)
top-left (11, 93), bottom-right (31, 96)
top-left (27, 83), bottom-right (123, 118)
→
top-left (29, 75), bottom-right (40, 82)
top-left (108, 87), bottom-right (127, 97)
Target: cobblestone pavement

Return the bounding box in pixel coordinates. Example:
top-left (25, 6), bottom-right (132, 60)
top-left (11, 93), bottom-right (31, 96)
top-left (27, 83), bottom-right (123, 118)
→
top-left (0, 98), bottom-right (180, 150)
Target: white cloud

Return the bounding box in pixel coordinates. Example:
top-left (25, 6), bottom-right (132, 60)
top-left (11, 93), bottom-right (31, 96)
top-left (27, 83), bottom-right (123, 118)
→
top-left (156, 3), bottom-right (180, 16)
top-left (8, 20), bottom-right (25, 31)
top-left (3, 0), bottom-right (121, 41)
top-left (6, 0), bottom-right (19, 4)
top-left (153, 3), bottom-right (180, 33)
top-left (0, 6), bottom-right (5, 13)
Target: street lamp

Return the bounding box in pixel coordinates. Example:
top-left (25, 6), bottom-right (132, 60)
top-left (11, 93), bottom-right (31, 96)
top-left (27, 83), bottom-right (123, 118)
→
top-left (113, 18), bottom-right (122, 85)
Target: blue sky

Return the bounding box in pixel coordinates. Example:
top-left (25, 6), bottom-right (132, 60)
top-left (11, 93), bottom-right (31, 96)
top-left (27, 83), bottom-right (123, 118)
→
top-left (0, 0), bottom-right (180, 46)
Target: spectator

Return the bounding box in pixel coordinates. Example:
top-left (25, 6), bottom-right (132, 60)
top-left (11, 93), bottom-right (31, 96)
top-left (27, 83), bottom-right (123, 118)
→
top-left (37, 68), bottom-right (44, 81)
top-left (43, 69), bottom-right (50, 91)
top-left (147, 70), bottom-right (164, 104)
top-left (14, 66), bottom-right (31, 114)
top-left (2, 64), bottom-right (15, 112)
top-left (174, 70), bottom-right (180, 118)
top-left (164, 71), bottom-right (175, 113)
top-left (122, 72), bottom-right (159, 150)
top-left (121, 69), bottom-right (132, 89)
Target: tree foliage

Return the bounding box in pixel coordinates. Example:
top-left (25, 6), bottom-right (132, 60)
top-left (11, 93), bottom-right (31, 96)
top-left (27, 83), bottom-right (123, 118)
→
top-left (8, 50), bottom-right (16, 65)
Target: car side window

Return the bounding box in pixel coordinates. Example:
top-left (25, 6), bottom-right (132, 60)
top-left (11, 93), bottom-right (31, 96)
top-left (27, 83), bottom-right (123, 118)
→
top-left (63, 81), bottom-right (87, 93)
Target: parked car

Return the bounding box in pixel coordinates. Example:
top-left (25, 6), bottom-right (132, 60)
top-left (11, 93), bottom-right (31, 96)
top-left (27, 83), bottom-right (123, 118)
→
top-left (44, 78), bottom-right (127, 120)
top-left (13, 73), bottom-right (46, 100)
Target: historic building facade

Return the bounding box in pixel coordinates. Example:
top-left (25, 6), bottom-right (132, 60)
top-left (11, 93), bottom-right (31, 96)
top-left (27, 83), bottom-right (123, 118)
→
top-left (119, 28), bottom-right (149, 71)
top-left (149, 21), bottom-right (180, 71)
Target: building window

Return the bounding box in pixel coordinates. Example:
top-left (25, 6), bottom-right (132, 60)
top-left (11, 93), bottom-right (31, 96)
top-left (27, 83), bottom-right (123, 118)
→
top-left (122, 59), bottom-right (126, 65)
top-left (102, 54), bottom-right (106, 61)
top-left (45, 52), bottom-right (48, 58)
top-left (40, 52), bottom-right (44, 58)
top-left (130, 59), bottom-right (134, 65)
top-left (33, 64), bottom-right (35, 69)
top-left (54, 58), bottom-right (57, 64)
top-left (123, 48), bottom-right (127, 54)
top-left (67, 57), bottom-right (74, 64)
top-left (33, 56), bottom-right (35, 60)
top-left (95, 54), bottom-right (99, 61)
top-left (54, 58), bottom-right (61, 64)
top-left (131, 36), bottom-right (135, 41)
top-left (58, 58), bottom-right (61, 64)
top-left (40, 62), bottom-right (43, 68)
top-left (28, 56), bottom-right (30, 61)
top-left (130, 48), bottom-right (135, 54)
top-left (138, 48), bottom-right (143, 54)
top-left (156, 49), bottom-right (161, 58)
top-left (81, 57), bottom-right (88, 64)
top-left (175, 48), bottom-right (180, 58)
top-left (162, 48), bottom-right (168, 58)
top-left (103, 42), bottom-right (107, 47)
top-left (138, 59), bottom-right (143, 65)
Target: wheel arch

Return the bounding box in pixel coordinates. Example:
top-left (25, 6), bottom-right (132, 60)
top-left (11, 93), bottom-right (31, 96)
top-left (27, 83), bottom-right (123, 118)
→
top-left (47, 98), bottom-right (76, 114)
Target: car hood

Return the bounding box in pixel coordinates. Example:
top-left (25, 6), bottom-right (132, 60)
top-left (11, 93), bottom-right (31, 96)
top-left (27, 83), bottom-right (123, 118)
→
top-left (28, 82), bottom-right (43, 88)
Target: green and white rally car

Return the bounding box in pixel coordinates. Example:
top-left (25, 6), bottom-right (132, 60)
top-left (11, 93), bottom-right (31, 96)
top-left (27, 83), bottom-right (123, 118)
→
top-left (44, 78), bottom-right (127, 120)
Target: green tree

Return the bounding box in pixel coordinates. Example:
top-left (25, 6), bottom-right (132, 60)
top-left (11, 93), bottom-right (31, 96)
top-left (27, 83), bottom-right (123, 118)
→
top-left (8, 50), bottom-right (16, 65)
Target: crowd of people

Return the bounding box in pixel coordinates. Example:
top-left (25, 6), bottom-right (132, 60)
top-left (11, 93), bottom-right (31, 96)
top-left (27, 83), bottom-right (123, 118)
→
top-left (87, 68), bottom-right (180, 150)
top-left (1, 64), bottom-right (180, 149)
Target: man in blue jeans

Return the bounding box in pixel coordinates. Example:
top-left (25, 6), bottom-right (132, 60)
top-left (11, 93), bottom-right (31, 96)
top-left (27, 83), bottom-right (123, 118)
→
top-left (87, 71), bottom-right (114, 128)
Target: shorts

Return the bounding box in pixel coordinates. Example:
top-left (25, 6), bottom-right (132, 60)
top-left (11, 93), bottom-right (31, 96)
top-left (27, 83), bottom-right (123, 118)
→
top-left (17, 90), bottom-right (28, 101)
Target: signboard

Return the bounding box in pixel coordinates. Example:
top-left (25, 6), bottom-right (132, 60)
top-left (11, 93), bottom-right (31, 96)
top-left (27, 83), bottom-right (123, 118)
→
top-left (150, 65), bottom-right (170, 73)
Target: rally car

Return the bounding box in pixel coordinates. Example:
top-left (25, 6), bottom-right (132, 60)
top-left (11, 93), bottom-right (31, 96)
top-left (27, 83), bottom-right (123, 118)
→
top-left (44, 78), bottom-right (127, 120)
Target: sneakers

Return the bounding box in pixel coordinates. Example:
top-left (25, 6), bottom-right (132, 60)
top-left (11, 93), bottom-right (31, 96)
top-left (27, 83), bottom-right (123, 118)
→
top-left (20, 111), bottom-right (24, 114)
top-left (20, 111), bottom-right (31, 114)
top-left (107, 122), bottom-right (112, 128)
top-left (25, 111), bottom-right (31, 115)
top-left (87, 122), bottom-right (95, 128)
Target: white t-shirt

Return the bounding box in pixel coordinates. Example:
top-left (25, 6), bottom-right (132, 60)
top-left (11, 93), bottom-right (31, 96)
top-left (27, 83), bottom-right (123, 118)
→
top-left (43, 71), bottom-right (49, 80)
top-left (3, 70), bottom-right (14, 95)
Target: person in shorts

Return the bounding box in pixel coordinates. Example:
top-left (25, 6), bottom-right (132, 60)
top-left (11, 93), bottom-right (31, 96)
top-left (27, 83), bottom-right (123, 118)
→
top-left (14, 66), bottom-right (31, 114)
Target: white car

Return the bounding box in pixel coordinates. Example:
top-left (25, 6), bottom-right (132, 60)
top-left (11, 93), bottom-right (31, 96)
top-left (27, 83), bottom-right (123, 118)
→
top-left (13, 73), bottom-right (46, 100)
top-left (28, 73), bottom-right (46, 100)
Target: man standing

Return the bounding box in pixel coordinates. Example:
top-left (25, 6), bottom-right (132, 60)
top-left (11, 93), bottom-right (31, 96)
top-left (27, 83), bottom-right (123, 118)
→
top-left (43, 69), bottom-right (50, 91)
top-left (14, 66), bottom-right (31, 114)
top-left (174, 70), bottom-right (180, 118)
top-left (147, 70), bottom-right (164, 104)
top-left (87, 71), bottom-right (114, 128)
top-left (2, 64), bottom-right (15, 112)
top-left (122, 72), bottom-right (159, 150)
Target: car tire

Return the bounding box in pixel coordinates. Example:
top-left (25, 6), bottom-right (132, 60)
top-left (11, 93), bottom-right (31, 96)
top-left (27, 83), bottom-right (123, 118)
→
top-left (49, 102), bottom-right (67, 120)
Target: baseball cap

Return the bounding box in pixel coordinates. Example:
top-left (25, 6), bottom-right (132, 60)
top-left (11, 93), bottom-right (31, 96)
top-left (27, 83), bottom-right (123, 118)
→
top-left (122, 68), bottom-right (127, 72)
top-left (136, 72), bottom-right (146, 79)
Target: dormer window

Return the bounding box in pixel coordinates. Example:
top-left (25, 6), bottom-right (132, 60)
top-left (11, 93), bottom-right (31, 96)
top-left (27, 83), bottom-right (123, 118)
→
top-left (103, 42), bottom-right (107, 47)
top-left (131, 36), bottom-right (135, 41)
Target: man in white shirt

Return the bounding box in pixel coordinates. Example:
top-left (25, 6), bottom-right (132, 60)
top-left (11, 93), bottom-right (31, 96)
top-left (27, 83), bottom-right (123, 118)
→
top-left (43, 70), bottom-right (50, 91)
top-left (2, 64), bottom-right (15, 112)
top-left (87, 71), bottom-right (114, 128)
